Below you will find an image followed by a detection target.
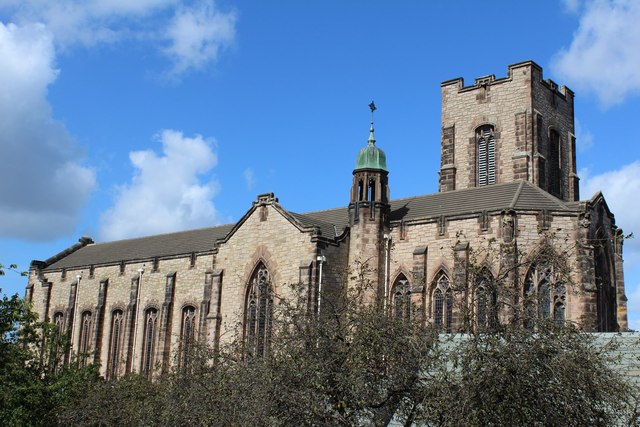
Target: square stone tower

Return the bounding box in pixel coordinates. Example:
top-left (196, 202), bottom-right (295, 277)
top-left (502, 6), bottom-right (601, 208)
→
top-left (439, 60), bottom-right (579, 201)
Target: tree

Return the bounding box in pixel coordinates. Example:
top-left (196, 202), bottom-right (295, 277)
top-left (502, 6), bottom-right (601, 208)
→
top-left (55, 250), bottom-right (639, 426)
top-left (0, 289), bottom-right (100, 426)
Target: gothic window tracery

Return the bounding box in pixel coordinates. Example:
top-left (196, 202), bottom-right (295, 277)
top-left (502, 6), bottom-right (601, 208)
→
top-left (78, 310), bottom-right (92, 366)
top-left (392, 274), bottom-right (411, 321)
top-left (142, 308), bottom-right (158, 375)
top-left (107, 309), bottom-right (123, 380)
top-left (244, 263), bottom-right (273, 358)
top-left (524, 263), bottom-right (565, 329)
top-left (433, 272), bottom-right (453, 332)
top-left (53, 312), bottom-right (64, 337)
top-left (476, 270), bottom-right (498, 329)
top-left (476, 125), bottom-right (496, 186)
top-left (180, 305), bottom-right (197, 367)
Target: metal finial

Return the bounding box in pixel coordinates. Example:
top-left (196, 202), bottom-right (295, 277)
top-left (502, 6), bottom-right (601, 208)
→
top-left (368, 100), bottom-right (376, 145)
top-left (369, 101), bottom-right (376, 126)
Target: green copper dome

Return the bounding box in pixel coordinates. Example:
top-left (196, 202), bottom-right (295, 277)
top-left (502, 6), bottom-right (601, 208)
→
top-left (355, 127), bottom-right (387, 172)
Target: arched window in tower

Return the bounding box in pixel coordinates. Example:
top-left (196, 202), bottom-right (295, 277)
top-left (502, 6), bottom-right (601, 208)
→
top-left (107, 309), bottom-right (123, 380)
top-left (392, 274), bottom-right (411, 321)
top-left (368, 179), bottom-right (376, 202)
top-left (180, 305), bottom-right (197, 367)
top-left (78, 310), bottom-right (92, 366)
top-left (244, 263), bottom-right (273, 358)
top-left (549, 130), bottom-right (562, 198)
top-left (433, 272), bottom-right (453, 332)
top-left (358, 179), bottom-right (364, 201)
top-left (476, 125), bottom-right (496, 186)
top-left (476, 270), bottom-right (498, 329)
top-left (523, 263), bottom-right (565, 329)
top-left (141, 308), bottom-right (158, 375)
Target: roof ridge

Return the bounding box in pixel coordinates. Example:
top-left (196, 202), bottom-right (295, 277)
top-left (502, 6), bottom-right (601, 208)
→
top-left (519, 181), bottom-right (569, 210)
top-left (90, 223), bottom-right (234, 245)
top-left (509, 181), bottom-right (526, 209)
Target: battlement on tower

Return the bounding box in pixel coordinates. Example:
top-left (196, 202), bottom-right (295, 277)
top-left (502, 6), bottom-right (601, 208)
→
top-left (438, 60), bottom-right (578, 202)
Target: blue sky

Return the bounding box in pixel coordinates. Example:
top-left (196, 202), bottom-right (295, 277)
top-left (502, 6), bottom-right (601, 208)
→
top-left (1, 0), bottom-right (640, 329)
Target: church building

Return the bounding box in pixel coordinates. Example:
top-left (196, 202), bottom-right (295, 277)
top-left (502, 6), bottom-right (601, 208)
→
top-left (26, 61), bottom-right (628, 378)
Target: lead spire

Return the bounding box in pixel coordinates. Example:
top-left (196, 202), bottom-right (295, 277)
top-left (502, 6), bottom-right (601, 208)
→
top-left (368, 101), bottom-right (377, 145)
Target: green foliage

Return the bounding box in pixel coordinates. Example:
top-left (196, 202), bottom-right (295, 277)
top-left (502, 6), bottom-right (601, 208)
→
top-left (0, 263), bottom-right (28, 277)
top-left (414, 324), bottom-right (640, 426)
top-left (0, 289), bottom-right (101, 427)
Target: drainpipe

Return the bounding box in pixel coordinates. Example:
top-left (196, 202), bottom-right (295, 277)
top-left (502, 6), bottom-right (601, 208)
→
top-left (131, 265), bottom-right (145, 372)
top-left (72, 272), bottom-right (83, 352)
top-left (316, 255), bottom-right (326, 316)
top-left (383, 234), bottom-right (391, 312)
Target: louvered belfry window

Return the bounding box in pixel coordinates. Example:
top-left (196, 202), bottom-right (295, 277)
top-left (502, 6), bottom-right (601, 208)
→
top-left (245, 263), bottom-right (273, 357)
top-left (477, 125), bottom-right (496, 186)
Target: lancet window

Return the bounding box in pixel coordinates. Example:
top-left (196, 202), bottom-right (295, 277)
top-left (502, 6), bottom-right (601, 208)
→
top-left (53, 312), bottom-right (65, 337)
top-left (141, 308), bottom-right (158, 375)
top-left (524, 263), bottom-right (566, 329)
top-left (433, 272), bottom-right (453, 332)
top-left (180, 306), bottom-right (197, 367)
top-left (392, 274), bottom-right (411, 321)
top-left (78, 310), bottom-right (92, 366)
top-left (477, 125), bottom-right (496, 186)
top-left (476, 270), bottom-right (498, 329)
top-left (244, 263), bottom-right (273, 358)
top-left (107, 310), bottom-right (123, 380)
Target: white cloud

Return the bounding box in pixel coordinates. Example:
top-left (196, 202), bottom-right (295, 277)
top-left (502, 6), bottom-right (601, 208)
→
top-left (562, 0), bottom-right (582, 14)
top-left (574, 119), bottom-right (594, 152)
top-left (163, 2), bottom-right (236, 77)
top-left (0, 22), bottom-right (95, 241)
top-left (580, 161), bottom-right (640, 267)
top-left (243, 168), bottom-right (255, 190)
top-left (99, 130), bottom-right (221, 241)
top-left (552, 0), bottom-right (640, 107)
top-left (0, 0), bottom-right (236, 77)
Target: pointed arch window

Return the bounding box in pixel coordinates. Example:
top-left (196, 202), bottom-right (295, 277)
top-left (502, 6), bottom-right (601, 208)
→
top-left (524, 263), bottom-right (565, 329)
top-left (392, 274), bottom-right (411, 321)
top-left (107, 310), bottom-right (123, 380)
top-left (141, 308), bottom-right (158, 375)
top-left (433, 272), bottom-right (453, 332)
top-left (244, 263), bottom-right (273, 357)
top-left (549, 130), bottom-right (562, 198)
top-left (53, 312), bottom-right (65, 337)
top-left (477, 125), bottom-right (496, 186)
top-left (78, 310), bottom-right (92, 366)
top-left (476, 270), bottom-right (498, 330)
top-left (180, 306), bottom-right (197, 367)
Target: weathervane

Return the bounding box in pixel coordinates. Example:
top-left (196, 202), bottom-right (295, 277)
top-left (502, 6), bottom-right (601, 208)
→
top-left (369, 101), bottom-right (376, 127)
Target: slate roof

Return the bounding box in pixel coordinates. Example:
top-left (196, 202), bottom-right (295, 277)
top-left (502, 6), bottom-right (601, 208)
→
top-left (43, 181), bottom-right (581, 271)
top-left (45, 224), bottom-right (234, 271)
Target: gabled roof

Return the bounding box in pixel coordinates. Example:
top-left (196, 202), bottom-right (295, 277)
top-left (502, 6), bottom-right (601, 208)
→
top-left (41, 181), bottom-right (580, 272)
